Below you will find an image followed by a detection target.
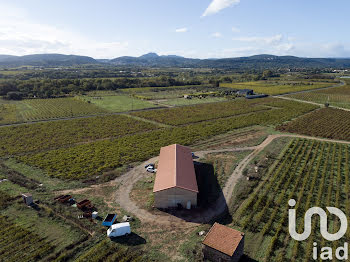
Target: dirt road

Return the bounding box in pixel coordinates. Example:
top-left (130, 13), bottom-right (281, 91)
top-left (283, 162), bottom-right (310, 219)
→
top-left (114, 133), bottom-right (350, 227)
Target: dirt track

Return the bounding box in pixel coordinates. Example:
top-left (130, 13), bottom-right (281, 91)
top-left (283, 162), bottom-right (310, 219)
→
top-left (114, 133), bottom-right (350, 227)
top-left (58, 132), bottom-right (350, 227)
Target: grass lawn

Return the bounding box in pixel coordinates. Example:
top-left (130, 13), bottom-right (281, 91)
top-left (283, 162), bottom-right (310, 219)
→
top-left (3, 159), bottom-right (84, 191)
top-left (80, 95), bottom-right (159, 112)
top-left (160, 97), bottom-right (228, 106)
top-left (1, 202), bottom-right (85, 254)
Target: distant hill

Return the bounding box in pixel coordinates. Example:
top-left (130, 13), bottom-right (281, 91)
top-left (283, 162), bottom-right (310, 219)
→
top-left (1, 52), bottom-right (350, 69)
top-left (110, 53), bottom-right (200, 67)
top-left (110, 53), bottom-right (350, 69)
top-left (0, 54), bottom-right (98, 67)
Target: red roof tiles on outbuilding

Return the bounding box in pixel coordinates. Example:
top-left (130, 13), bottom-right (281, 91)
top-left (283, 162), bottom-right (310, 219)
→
top-left (153, 144), bottom-right (198, 193)
top-left (202, 223), bottom-right (244, 257)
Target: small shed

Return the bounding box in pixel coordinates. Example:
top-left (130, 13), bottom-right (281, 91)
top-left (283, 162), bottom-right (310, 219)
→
top-left (202, 223), bottom-right (244, 262)
top-left (236, 89), bottom-right (253, 97)
top-left (22, 193), bottom-right (33, 206)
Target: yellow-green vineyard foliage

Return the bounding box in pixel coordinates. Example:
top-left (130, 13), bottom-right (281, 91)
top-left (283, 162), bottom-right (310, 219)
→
top-left (20, 97), bottom-right (108, 121)
top-left (18, 99), bottom-right (317, 179)
top-left (0, 103), bottom-right (17, 125)
top-left (220, 80), bottom-right (335, 95)
top-left (74, 239), bottom-right (143, 262)
top-left (287, 79), bottom-right (350, 109)
top-left (0, 114), bottom-right (159, 156)
top-left (131, 98), bottom-right (272, 126)
top-left (277, 107), bottom-right (350, 141)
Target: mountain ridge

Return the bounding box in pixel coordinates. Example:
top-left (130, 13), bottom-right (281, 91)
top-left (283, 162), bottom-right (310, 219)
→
top-left (1, 52), bottom-right (350, 69)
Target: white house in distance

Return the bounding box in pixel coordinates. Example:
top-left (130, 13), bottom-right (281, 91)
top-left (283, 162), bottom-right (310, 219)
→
top-left (153, 144), bottom-right (198, 209)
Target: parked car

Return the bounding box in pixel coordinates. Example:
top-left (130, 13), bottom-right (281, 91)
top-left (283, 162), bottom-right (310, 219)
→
top-left (146, 166), bottom-right (157, 173)
top-left (145, 163), bottom-right (155, 169)
top-left (107, 222), bottom-right (131, 238)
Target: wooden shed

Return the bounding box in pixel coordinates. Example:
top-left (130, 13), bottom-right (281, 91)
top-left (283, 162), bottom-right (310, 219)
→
top-left (153, 144), bottom-right (198, 209)
top-left (202, 223), bottom-right (244, 262)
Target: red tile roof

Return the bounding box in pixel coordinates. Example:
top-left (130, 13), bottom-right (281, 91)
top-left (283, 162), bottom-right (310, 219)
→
top-left (202, 223), bottom-right (244, 257)
top-left (153, 144), bottom-right (198, 193)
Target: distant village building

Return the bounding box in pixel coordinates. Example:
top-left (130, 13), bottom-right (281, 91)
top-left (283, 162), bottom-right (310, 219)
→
top-left (236, 89), bottom-right (254, 97)
top-left (153, 144), bottom-right (198, 209)
top-left (202, 223), bottom-right (245, 262)
top-left (22, 193), bottom-right (33, 206)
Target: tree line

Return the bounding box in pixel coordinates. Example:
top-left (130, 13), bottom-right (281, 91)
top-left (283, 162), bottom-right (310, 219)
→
top-left (0, 77), bottom-right (202, 99)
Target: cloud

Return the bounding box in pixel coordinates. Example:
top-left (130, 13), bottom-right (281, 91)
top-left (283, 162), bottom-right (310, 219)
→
top-left (202, 0), bottom-right (240, 17)
top-left (232, 34), bottom-right (283, 44)
top-left (231, 26), bottom-right (240, 33)
top-left (211, 32), bottom-right (222, 38)
top-left (175, 27), bottom-right (188, 33)
top-left (0, 4), bottom-right (129, 58)
top-left (204, 34), bottom-right (295, 58)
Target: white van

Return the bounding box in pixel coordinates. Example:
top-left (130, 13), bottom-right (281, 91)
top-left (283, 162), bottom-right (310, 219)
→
top-left (107, 222), bottom-right (131, 238)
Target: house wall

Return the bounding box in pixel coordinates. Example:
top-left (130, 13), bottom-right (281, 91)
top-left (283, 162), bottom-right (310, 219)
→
top-left (202, 245), bottom-right (232, 262)
top-left (202, 236), bottom-right (244, 262)
top-left (154, 187), bottom-right (197, 209)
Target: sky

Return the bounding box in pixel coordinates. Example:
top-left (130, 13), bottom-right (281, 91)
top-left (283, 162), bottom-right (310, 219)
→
top-left (0, 0), bottom-right (350, 59)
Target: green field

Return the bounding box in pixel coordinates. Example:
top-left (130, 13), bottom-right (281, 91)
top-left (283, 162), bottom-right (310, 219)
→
top-left (121, 85), bottom-right (222, 100)
top-left (20, 97), bottom-right (107, 121)
top-left (0, 99), bottom-right (17, 124)
top-left (160, 97), bottom-right (227, 106)
top-left (221, 80), bottom-right (336, 95)
top-left (0, 97), bottom-right (109, 124)
top-left (80, 94), bottom-right (159, 112)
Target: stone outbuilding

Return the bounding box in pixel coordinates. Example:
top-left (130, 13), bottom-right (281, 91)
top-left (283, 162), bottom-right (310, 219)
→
top-left (153, 144), bottom-right (198, 209)
top-left (202, 223), bottom-right (244, 262)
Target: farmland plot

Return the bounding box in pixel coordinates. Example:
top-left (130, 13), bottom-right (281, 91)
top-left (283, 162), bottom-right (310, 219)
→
top-left (277, 108), bottom-right (350, 141)
top-left (18, 99), bottom-right (317, 179)
top-left (221, 80), bottom-right (335, 95)
top-left (0, 215), bottom-right (54, 262)
top-left (20, 97), bottom-right (107, 121)
top-left (287, 80), bottom-right (350, 109)
top-left (0, 114), bottom-right (159, 157)
top-left (235, 139), bottom-right (350, 261)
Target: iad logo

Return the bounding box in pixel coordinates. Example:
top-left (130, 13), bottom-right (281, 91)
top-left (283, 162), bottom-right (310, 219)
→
top-left (288, 199), bottom-right (347, 241)
top-left (288, 199), bottom-right (349, 260)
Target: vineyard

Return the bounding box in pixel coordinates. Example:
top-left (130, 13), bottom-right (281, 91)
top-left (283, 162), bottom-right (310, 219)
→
top-left (131, 98), bottom-right (270, 125)
top-left (277, 108), bottom-right (350, 141)
top-left (0, 114), bottom-right (159, 156)
top-left (220, 80), bottom-right (336, 95)
top-left (235, 138), bottom-right (350, 261)
top-left (286, 80), bottom-right (350, 109)
top-left (0, 215), bottom-right (54, 262)
top-left (79, 95), bottom-right (158, 112)
top-left (73, 239), bottom-right (143, 262)
top-left (0, 103), bottom-right (17, 125)
top-left (19, 97), bottom-right (107, 121)
top-left (131, 97), bottom-right (316, 126)
top-left (18, 99), bottom-right (317, 179)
